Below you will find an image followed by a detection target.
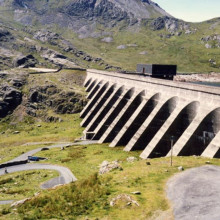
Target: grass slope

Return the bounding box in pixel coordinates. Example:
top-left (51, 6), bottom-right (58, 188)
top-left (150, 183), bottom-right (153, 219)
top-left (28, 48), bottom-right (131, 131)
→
top-left (0, 114), bottom-right (220, 219)
top-left (60, 19), bottom-right (220, 73)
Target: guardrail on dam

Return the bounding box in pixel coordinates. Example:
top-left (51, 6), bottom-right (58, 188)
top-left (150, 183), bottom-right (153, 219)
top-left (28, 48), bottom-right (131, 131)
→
top-left (80, 69), bottom-right (220, 159)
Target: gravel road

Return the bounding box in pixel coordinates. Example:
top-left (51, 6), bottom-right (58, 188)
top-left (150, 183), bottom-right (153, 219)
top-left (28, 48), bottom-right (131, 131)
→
top-left (0, 163), bottom-right (76, 188)
top-left (9, 140), bottom-right (97, 162)
top-left (0, 200), bottom-right (14, 205)
top-left (167, 165), bottom-right (220, 220)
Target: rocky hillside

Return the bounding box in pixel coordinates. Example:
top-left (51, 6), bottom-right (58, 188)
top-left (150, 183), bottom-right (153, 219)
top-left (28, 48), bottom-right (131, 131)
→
top-left (0, 68), bottom-right (87, 121)
top-left (0, 1), bottom-right (218, 72)
top-left (1, 0), bottom-right (170, 38)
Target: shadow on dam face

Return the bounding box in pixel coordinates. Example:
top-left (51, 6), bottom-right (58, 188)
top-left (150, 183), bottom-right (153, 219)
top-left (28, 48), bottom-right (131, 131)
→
top-left (86, 79), bottom-right (97, 93)
top-left (179, 107), bottom-right (220, 156)
top-left (116, 93), bottom-right (161, 146)
top-left (82, 84), bottom-right (116, 127)
top-left (87, 86), bottom-right (125, 132)
top-left (87, 80), bottom-right (103, 99)
top-left (92, 88), bottom-right (135, 140)
top-left (103, 90), bottom-right (145, 143)
top-left (148, 101), bottom-right (200, 158)
top-left (81, 81), bottom-right (105, 118)
top-left (84, 78), bottom-right (92, 87)
top-left (132, 96), bottom-right (179, 151)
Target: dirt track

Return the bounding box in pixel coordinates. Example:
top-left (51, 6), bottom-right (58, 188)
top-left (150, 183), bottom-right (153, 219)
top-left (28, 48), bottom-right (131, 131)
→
top-left (167, 165), bottom-right (220, 220)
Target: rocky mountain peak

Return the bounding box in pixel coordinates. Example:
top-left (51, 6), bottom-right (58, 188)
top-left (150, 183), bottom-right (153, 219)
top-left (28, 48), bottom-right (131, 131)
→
top-left (9, 0), bottom-right (170, 22)
top-left (0, 0), bottom-right (171, 38)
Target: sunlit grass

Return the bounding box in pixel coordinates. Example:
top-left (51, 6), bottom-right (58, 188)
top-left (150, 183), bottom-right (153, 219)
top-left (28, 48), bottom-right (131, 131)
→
top-left (1, 141), bottom-right (219, 219)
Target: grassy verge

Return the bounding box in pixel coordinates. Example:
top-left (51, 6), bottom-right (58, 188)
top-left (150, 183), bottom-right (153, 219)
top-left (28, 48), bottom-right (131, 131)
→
top-left (0, 114), bottom-right (83, 151)
top-left (0, 170), bottom-right (58, 201)
top-left (1, 113), bottom-right (220, 219)
top-left (1, 142), bottom-right (220, 219)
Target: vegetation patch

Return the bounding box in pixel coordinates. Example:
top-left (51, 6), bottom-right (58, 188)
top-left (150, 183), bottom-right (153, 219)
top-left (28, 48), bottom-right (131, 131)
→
top-left (16, 173), bottom-right (110, 219)
top-left (0, 170), bottom-right (58, 201)
top-left (1, 114), bottom-right (220, 219)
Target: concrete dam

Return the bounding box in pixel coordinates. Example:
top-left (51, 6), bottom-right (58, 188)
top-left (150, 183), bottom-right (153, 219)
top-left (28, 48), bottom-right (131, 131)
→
top-left (80, 69), bottom-right (220, 159)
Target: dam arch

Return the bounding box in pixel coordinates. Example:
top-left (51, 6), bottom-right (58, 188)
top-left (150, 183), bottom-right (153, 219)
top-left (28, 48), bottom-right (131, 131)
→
top-left (148, 101), bottom-right (200, 158)
top-left (86, 79), bottom-right (97, 93)
top-left (92, 88), bottom-right (135, 140)
top-left (87, 80), bottom-right (103, 99)
top-left (112, 93), bottom-right (161, 147)
top-left (131, 96), bottom-right (178, 151)
top-left (86, 86), bottom-right (125, 132)
top-left (101, 90), bottom-right (146, 143)
top-left (84, 78), bottom-right (92, 87)
top-left (80, 81), bottom-right (106, 118)
top-left (179, 107), bottom-right (220, 156)
top-left (81, 83), bottom-right (116, 127)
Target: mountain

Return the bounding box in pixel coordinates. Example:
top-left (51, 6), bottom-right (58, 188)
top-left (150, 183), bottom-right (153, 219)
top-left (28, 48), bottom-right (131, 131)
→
top-left (0, 0), bottom-right (219, 73)
top-left (0, 0), bottom-right (171, 38)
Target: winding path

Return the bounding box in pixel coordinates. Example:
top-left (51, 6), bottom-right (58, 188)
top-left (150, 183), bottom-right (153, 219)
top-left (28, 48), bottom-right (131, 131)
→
top-left (0, 140), bottom-right (97, 205)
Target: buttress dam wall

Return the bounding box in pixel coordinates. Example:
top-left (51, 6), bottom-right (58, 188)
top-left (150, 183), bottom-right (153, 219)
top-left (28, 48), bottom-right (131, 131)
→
top-left (80, 69), bottom-right (220, 159)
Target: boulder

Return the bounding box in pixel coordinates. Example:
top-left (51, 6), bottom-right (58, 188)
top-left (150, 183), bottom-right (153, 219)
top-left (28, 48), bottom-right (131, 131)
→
top-left (33, 30), bottom-right (59, 42)
top-left (151, 17), bottom-right (165, 30)
top-left (110, 194), bottom-right (139, 207)
top-left (117, 45), bottom-right (127, 50)
top-left (99, 160), bottom-right (122, 174)
top-left (131, 191), bottom-right (141, 195)
top-left (127, 44), bottom-right (138, 47)
top-left (205, 43), bottom-right (212, 49)
top-left (178, 166), bottom-right (184, 171)
top-left (9, 77), bottom-right (26, 88)
top-left (0, 28), bottom-right (12, 41)
top-left (101, 37), bottom-right (113, 43)
top-left (13, 54), bottom-right (38, 68)
top-left (0, 101), bottom-right (9, 118)
top-left (3, 88), bottom-right (22, 109)
top-left (139, 51), bottom-right (148, 55)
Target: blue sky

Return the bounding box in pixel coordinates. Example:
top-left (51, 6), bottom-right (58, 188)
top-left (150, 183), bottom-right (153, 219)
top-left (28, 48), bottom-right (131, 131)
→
top-left (153, 0), bottom-right (220, 22)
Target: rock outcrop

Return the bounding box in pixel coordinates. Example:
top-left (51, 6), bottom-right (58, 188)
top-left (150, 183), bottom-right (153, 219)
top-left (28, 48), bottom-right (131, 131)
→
top-left (201, 34), bottom-right (220, 48)
top-left (2, 0), bottom-right (171, 38)
top-left (0, 85), bottom-right (22, 118)
top-left (151, 16), bottom-right (192, 35)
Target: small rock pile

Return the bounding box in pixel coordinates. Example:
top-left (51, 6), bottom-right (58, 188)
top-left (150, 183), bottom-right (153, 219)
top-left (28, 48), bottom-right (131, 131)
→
top-left (110, 194), bottom-right (139, 207)
top-left (99, 160), bottom-right (122, 175)
top-left (126, 156), bottom-right (137, 163)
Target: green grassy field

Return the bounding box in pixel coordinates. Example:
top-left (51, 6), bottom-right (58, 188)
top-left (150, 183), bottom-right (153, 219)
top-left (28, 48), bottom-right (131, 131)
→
top-left (0, 170), bottom-right (58, 201)
top-left (1, 114), bottom-right (220, 219)
top-left (0, 114), bottom-right (83, 163)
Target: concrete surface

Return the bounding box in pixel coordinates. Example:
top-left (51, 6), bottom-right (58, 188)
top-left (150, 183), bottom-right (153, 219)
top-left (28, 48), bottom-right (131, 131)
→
top-left (167, 165), bottom-right (220, 220)
top-left (81, 69), bottom-right (220, 159)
